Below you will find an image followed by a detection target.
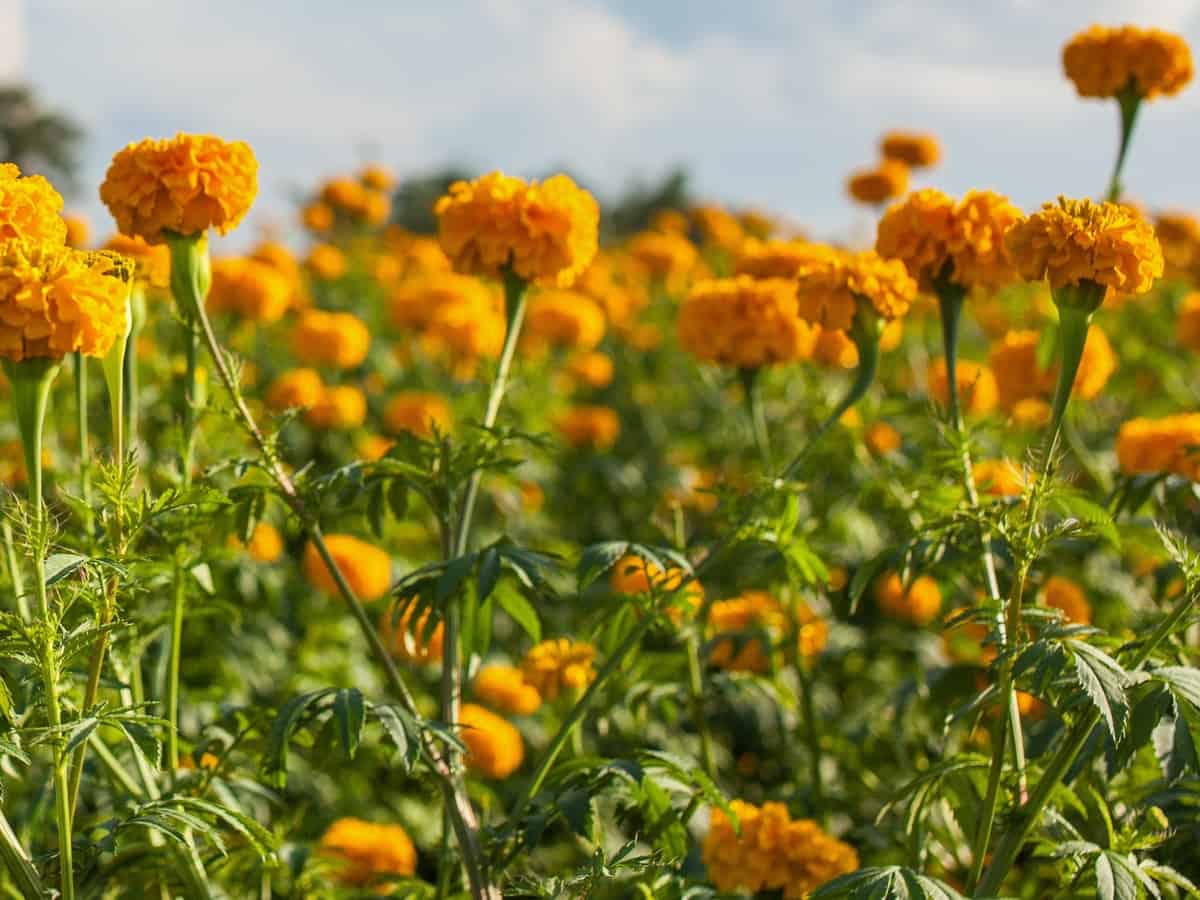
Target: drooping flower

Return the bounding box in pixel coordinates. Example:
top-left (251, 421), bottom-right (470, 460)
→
top-left (383, 391), bottom-right (452, 438)
top-left (846, 160), bottom-right (909, 206)
top-left (1062, 25), bottom-right (1193, 100)
top-left (459, 703), bottom-right (525, 779)
top-left (880, 130), bottom-right (942, 168)
top-left (554, 404), bottom-right (620, 450)
top-left (678, 276), bottom-right (819, 369)
top-left (291, 309), bottom-right (370, 369)
top-left (874, 572), bottom-right (942, 626)
top-left (318, 817), bottom-right (417, 888)
top-left (99, 133), bottom-right (257, 243)
top-left (435, 171), bottom-right (599, 288)
top-left (520, 638), bottom-right (596, 701)
top-left (302, 534), bottom-right (391, 601)
top-left (472, 664), bottom-right (542, 715)
top-left (0, 162), bottom-right (67, 245)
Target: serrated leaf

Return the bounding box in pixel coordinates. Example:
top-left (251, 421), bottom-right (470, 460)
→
top-left (1153, 666), bottom-right (1200, 711)
top-left (1068, 639), bottom-right (1134, 740)
top-left (1096, 851), bottom-right (1140, 900)
top-left (262, 688), bottom-right (336, 787)
top-left (373, 704), bottom-right (419, 772)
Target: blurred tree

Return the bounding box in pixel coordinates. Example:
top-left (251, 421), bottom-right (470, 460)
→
top-left (0, 84), bottom-right (84, 191)
top-left (391, 167), bottom-right (473, 234)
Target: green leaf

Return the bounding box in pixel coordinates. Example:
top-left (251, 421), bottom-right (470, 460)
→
top-left (436, 553), bottom-right (475, 605)
top-left (1096, 851), bottom-right (1140, 900)
top-left (496, 584), bottom-right (540, 643)
top-left (262, 688), bottom-right (336, 787)
top-left (387, 479), bottom-right (410, 520)
top-left (1067, 639), bottom-right (1135, 740)
top-left (1048, 491), bottom-right (1120, 547)
top-left (373, 704), bottom-right (419, 772)
top-left (577, 541), bottom-right (631, 589)
top-left (44, 552), bottom-right (88, 587)
top-left (1153, 666), bottom-right (1200, 711)
top-left (477, 548), bottom-right (502, 604)
top-left (848, 554), bottom-right (889, 616)
top-left (189, 562), bottom-right (214, 595)
top-left (366, 481), bottom-right (388, 539)
top-left (0, 674), bottom-right (12, 722)
top-left (333, 688), bottom-right (365, 761)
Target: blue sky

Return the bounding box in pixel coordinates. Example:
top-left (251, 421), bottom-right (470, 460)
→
top-left (4, 0), bottom-right (1199, 250)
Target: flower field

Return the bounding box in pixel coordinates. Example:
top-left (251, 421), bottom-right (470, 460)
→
top-left (0, 19), bottom-right (1199, 900)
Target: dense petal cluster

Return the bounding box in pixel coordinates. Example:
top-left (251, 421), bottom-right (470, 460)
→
top-left (874, 572), bottom-right (942, 626)
top-left (555, 404), bottom-right (621, 450)
top-left (103, 233), bottom-right (170, 289)
top-left (703, 800), bottom-right (859, 899)
top-left (678, 276), bottom-right (818, 368)
top-left (1004, 197), bottom-right (1163, 294)
top-left (520, 638), bottom-right (596, 701)
top-left (0, 240), bottom-right (129, 361)
top-left (207, 257), bottom-right (292, 322)
top-left (880, 131), bottom-right (941, 168)
top-left (301, 534), bottom-right (391, 601)
top-left (846, 160), bottom-right (909, 206)
top-left (1062, 25), bottom-right (1193, 99)
top-left (435, 171), bottom-right (599, 287)
top-left (708, 590), bottom-right (827, 672)
top-left (794, 250), bottom-right (917, 329)
top-left (565, 350), bottom-right (614, 389)
top-left (291, 309), bottom-right (370, 369)
top-left (1116, 413), bottom-right (1200, 480)
top-left (472, 664), bottom-right (542, 715)
top-left (627, 230), bottom-right (699, 290)
top-left (265, 368), bottom-right (324, 411)
top-left (389, 273), bottom-right (506, 372)
top-left (318, 817), bottom-right (417, 887)
top-left (99, 133), bottom-right (257, 243)
top-left (305, 385), bottom-right (367, 429)
top-left (0, 163), bottom-right (67, 245)
top-left (459, 703), bottom-right (524, 779)
top-left (523, 289), bottom-right (606, 353)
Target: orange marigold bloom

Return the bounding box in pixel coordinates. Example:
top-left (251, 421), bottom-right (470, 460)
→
top-left (678, 276), bottom-right (819, 369)
top-left (435, 171), bottom-right (599, 288)
top-left (989, 327), bottom-right (1116, 408)
top-left (691, 204), bottom-right (745, 251)
top-left (360, 164), bottom-right (395, 192)
top-left (1155, 212), bottom-right (1200, 281)
top-left (846, 160), bottom-right (909, 206)
top-left (1063, 25), bottom-right (1193, 100)
top-left (926, 358), bottom-right (999, 416)
top-left (703, 800), bottom-right (858, 899)
top-left (302, 202), bottom-right (334, 232)
top-left (0, 241), bottom-right (129, 362)
top-left (229, 521), bottom-right (285, 563)
top-left (865, 420), bottom-right (902, 456)
top-left (459, 703), bottom-right (524, 779)
top-left (102, 233), bottom-right (171, 289)
top-left (207, 257), bottom-right (291, 323)
top-left (388, 272), bottom-right (494, 331)
top-left (575, 251), bottom-right (649, 327)
top-left (1176, 292), bottom-right (1200, 351)
top-left (1116, 413), bottom-right (1200, 481)
top-left (627, 230), bottom-right (699, 291)
top-left (795, 250), bottom-right (917, 329)
top-left (875, 572), bottom-right (942, 626)
top-left (250, 239), bottom-right (304, 303)
top-left (472, 664), bottom-right (542, 715)
top-left (734, 238), bottom-right (839, 280)
top-left (305, 384), bottom-right (367, 430)
top-left (554, 404), bottom-right (620, 450)
top-left (1011, 397), bottom-right (1052, 429)
top-left (318, 817), bottom-right (416, 888)
top-left (381, 604), bottom-right (444, 664)
top-left (306, 243), bottom-right (347, 281)
top-left (811, 327), bottom-right (859, 369)
top-left (291, 309), bottom-right (370, 369)
top-left (522, 289), bottom-right (606, 353)
top-left (565, 350), bottom-right (614, 389)
top-left (100, 134), bottom-right (257, 244)
top-left (520, 638), bottom-right (596, 701)
top-left (383, 391), bottom-right (452, 438)
top-left (973, 458), bottom-right (1026, 498)
top-left (1040, 575), bottom-right (1093, 626)
top-left (1004, 196), bottom-right (1163, 295)
top-left (0, 163), bottom-right (67, 245)
top-left (708, 590), bottom-right (827, 673)
top-left (63, 214), bottom-right (89, 248)
top-left (302, 534), bottom-right (391, 601)
top-left (880, 130), bottom-right (941, 168)
top-left (265, 368), bottom-right (324, 411)
top-left (609, 553), bottom-right (704, 621)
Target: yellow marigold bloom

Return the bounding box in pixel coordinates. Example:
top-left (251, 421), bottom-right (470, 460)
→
top-left (242, 521), bottom-right (284, 563)
top-left (691, 204), bottom-right (745, 252)
top-left (63, 214), bottom-right (89, 248)
top-left (459, 703), bottom-right (524, 779)
top-left (609, 553), bottom-right (703, 622)
top-left (565, 350), bottom-right (614, 389)
top-left (99, 134), bottom-right (257, 244)
top-left (305, 243), bottom-right (347, 281)
top-left (973, 458), bottom-right (1026, 498)
top-left (734, 238), bottom-right (839, 280)
top-left (651, 208), bottom-right (689, 234)
top-left (520, 638), bottom-right (596, 701)
top-left (703, 800), bottom-right (858, 899)
top-left (318, 817), bottom-right (416, 889)
top-left (102, 233), bottom-right (171, 290)
top-left (1063, 25), bottom-right (1193, 100)
top-left (0, 241), bottom-right (129, 362)
top-left (1041, 575), bottom-right (1093, 626)
top-left (739, 209), bottom-right (778, 239)
top-left (207, 257), bottom-right (291, 323)
top-left (1155, 212), bottom-right (1200, 281)
top-left (812, 327), bottom-right (859, 369)
top-left (1011, 397), bottom-right (1052, 429)
top-left (678, 276), bottom-right (818, 369)
top-left (388, 272), bottom-right (494, 331)
top-left (1116, 413), bottom-right (1200, 481)
top-left (291, 309), bottom-right (370, 369)
top-left (865, 420), bottom-right (902, 456)
top-left (627, 230), bottom-right (699, 291)
top-left (321, 177), bottom-right (366, 211)
top-left (1004, 196), bottom-right (1163, 295)
top-left (265, 367), bottom-right (324, 411)
top-left (360, 164), bottom-right (395, 192)
top-left (926, 358), bottom-right (999, 416)
top-left (522, 289), bottom-right (606, 353)
top-left (709, 590), bottom-right (827, 673)
top-left (472, 664), bottom-right (542, 715)
top-left (846, 160), bottom-right (909, 206)
top-left (1177, 292), bottom-right (1200, 351)
top-left (989, 327), bottom-right (1116, 408)
top-left (384, 391), bottom-right (452, 438)
top-left (0, 162), bottom-right (67, 245)
top-left (305, 384), bottom-right (367, 430)
top-left (357, 434), bottom-right (394, 462)
top-left (381, 604), bottom-right (444, 664)
top-left (435, 171), bottom-right (599, 288)
top-left (880, 130), bottom-right (941, 168)
top-left (302, 202), bottom-right (334, 232)
top-left (302, 534), bottom-right (391, 601)
top-left (795, 250), bottom-right (917, 329)
top-left (875, 572), bottom-right (942, 626)
top-left (250, 240), bottom-right (304, 304)
top-left (1074, 325), bottom-right (1117, 399)
top-left (554, 404), bottom-right (620, 450)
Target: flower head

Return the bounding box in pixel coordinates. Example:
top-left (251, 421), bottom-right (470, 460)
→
top-left (734, 238), bottom-right (839, 280)
top-left (318, 817), bottom-right (416, 888)
top-left (0, 163), bottom-right (67, 245)
top-left (207, 257), bottom-right (291, 322)
top-left (435, 171), bottom-right (599, 287)
top-left (100, 133), bottom-right (257, 243)
top-left (384, 391), bottom-right (452, 438)
top-left (1063, 25), bottom-right (1193, 100)
top-left (846, 160), bottom-right (909, 206)
top-left (1116, 413), bottom-right (1200, 481)
top-left (231, 522), bottom-right (284, 563)
top-left (291, 310), bottom-right (370, 369)
top-left (565, 350), bottom-right (614, 389)
top-left (265, 368), bottom-right (324, 411)
top-left (708, 590), bottom-right (827, 672)
top-left (472, 664), bottom-right (542, 715)
top-left (609, 553), bottom-right (703, 621)
top-left (305, 385), bottom-right (367, 429)
top-left (1156, 212), bottom-right (1200, 282)
top-left (523, 289), bottom-right (606, 353)
top-left (520, 638), bottom-right (596, 701)
top-left (627, 230), bottom-right (699, 290)
top-left (302, 534), bottom-right (391, 601)
top-left (989, 327), bottom-right (1116, 408)
top-left (1040, 576), bottom-right (1092, 625)
top-left (459, 703), bottom-right (524, 779)
top-left (874, 572), bottom-right (942, 626)
top-left (306, 243), bottom-right (347, 281)
top-left (880, 131), bottom-right (942, 168)
top-left (794, 250), bottom-right (917, 329)
top-left (678, 276), bottom-right (818, 369)
top-left (865, 420), bottom-right (902, 456)
top-left (554, 404), bottom-right (620, 450)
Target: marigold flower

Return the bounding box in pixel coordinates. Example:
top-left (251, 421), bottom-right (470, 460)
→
top-left (880, 131), bottom-right (942, 168)
top-left (520, 638), bottom-right (596, 701)
top-left (0, 163), bottom-right (67, 245)
top-left (383, 391), bottom-right (452, 438)
top-left (360, 164), bottom-right (395, 192)
top-left (250, 240), bottom-right (304, 304)
top-left (381, 604), bottom-right (444, 664)
top-left (459, 703), bottom-right (525, 779)
top-left (1063, 25), bottom-right (1193, 100)
top-left (709, 590), bottom-right (827, 672)
top-left (1040, 575), bottom-right (1092, 625)
top-left (1004, 196), bottom-right (1163, 296)
top-left (318, 817), bottom-right (416, 888)
top-left (522, 289), bottom-right (606, 353)
top-left (691, 204), bottom-right (745, 251)
top-left (795, 250), bottom-right (917, 329)
top-left (1011, 397), bottom-right (1052, 429)
top-left (63, 214), bottom-right (89, 248)
top-left (926, 358), bottom-right (998, 416)
top-left (302, 534), bottom-right (391, 600)
top-left (989, 326), bottom-right (1117, 408)
top-left (678, 276), bottom-right (818, 369)
top-left (302, 202), bottom-right (334, 232)
top-left (609, 553), bottom-right (704, 621)
top-left (306, 243), bottom-right (347, 281)
top-left (846, 160), bottom-right (909, 206)
top-left (305, 384), bottom-right (367, 429)
top-left (231, 521), bottom-right (284, 563)
top-left (265, 367), bottom-right (324, 411)
top-left (472, 664), bottom-right (542, 715)
top-left (389, 272), bottom-right (495, 332)
top-left (703, 800), bottom-right (858, 899)
top-left (357, 434), bottom-right (394, 462)
top-left (565, 350), bottom-right (614, 389)
top-left (812, 327), bottom-right (859, 368)
top-left (973, 459), bottom-right (1026, 498)
top-left (1176, 292), bottom-right (1200, 351)
top-left (103, 233), bottom-right (170, 289)
top-left (554, 404), bottom-right (620, 450)
top-left (99, 134), bottom-right (257, 244)
top-left (435, 171), bottom-right (599, 288)
top-left (864, 420), bottom-right (902, 456)
top-left (627, 230), bottom-right (699, 290)
top-left (734, 238), bottom-right (839, 280)
top-left (1155, 212), bottom-right (1200, 282)
top-left (1116, 413), bottom-right (1200, 481)
top-left (875, 572), bottom-right (942, 626)
top-left (207, 257), bottom-right (291, 323)
top-left (0, 241), bottom-right (129, 362)
top-left (291, 309), bottom-right (370, 369)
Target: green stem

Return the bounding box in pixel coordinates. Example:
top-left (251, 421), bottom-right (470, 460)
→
top-left (167, 558), bottom-right (186, 770)
top-left (181, 316), bottom-right (200, 487)
top-left (74, 352), bottom-right (93, 539)
top-left (0, 807), bottom-right (43, 900)
top-left (685, 632), bottom-right (716, 779)
top-left (125, 286), bottom-right (145, 452)
top-left (1105, 85), bottom-right (1143, 203)
top-left (1, 523), bottom-right (28, 622)
top-left (795, 659), bottom-right (826, 822)
top-left (739, 367), bottom-right (772, 472)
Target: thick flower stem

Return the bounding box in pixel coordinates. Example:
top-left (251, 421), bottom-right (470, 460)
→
top-left (1106, 85), bottom-right (1143, 203)
top-left (74, 352), bottom-right (94, 539)
top-left (685, 631), bottom-right (717, 779)
top-left (977, 587), bottom-right (1196, 897)
top-left (739, 367), bottom-right (772, 472)
top-left (181, 317), bottom-right (200, 488)
top-left (166, 557), bottom-right (186, 770)
top-left (124, 286), bottom-right (146, 452)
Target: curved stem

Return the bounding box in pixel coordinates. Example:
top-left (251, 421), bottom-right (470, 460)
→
top-left (74, 353), bottom-right (93, 540)
top-left (1105, 85), bottom-right (1143, 203)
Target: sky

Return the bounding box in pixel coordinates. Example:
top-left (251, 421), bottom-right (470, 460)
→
top-left (3, 0), bottom-right (1200, 250)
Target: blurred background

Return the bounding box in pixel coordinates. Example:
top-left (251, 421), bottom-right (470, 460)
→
top-left (3, 0), bottom-right (1198, 247)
